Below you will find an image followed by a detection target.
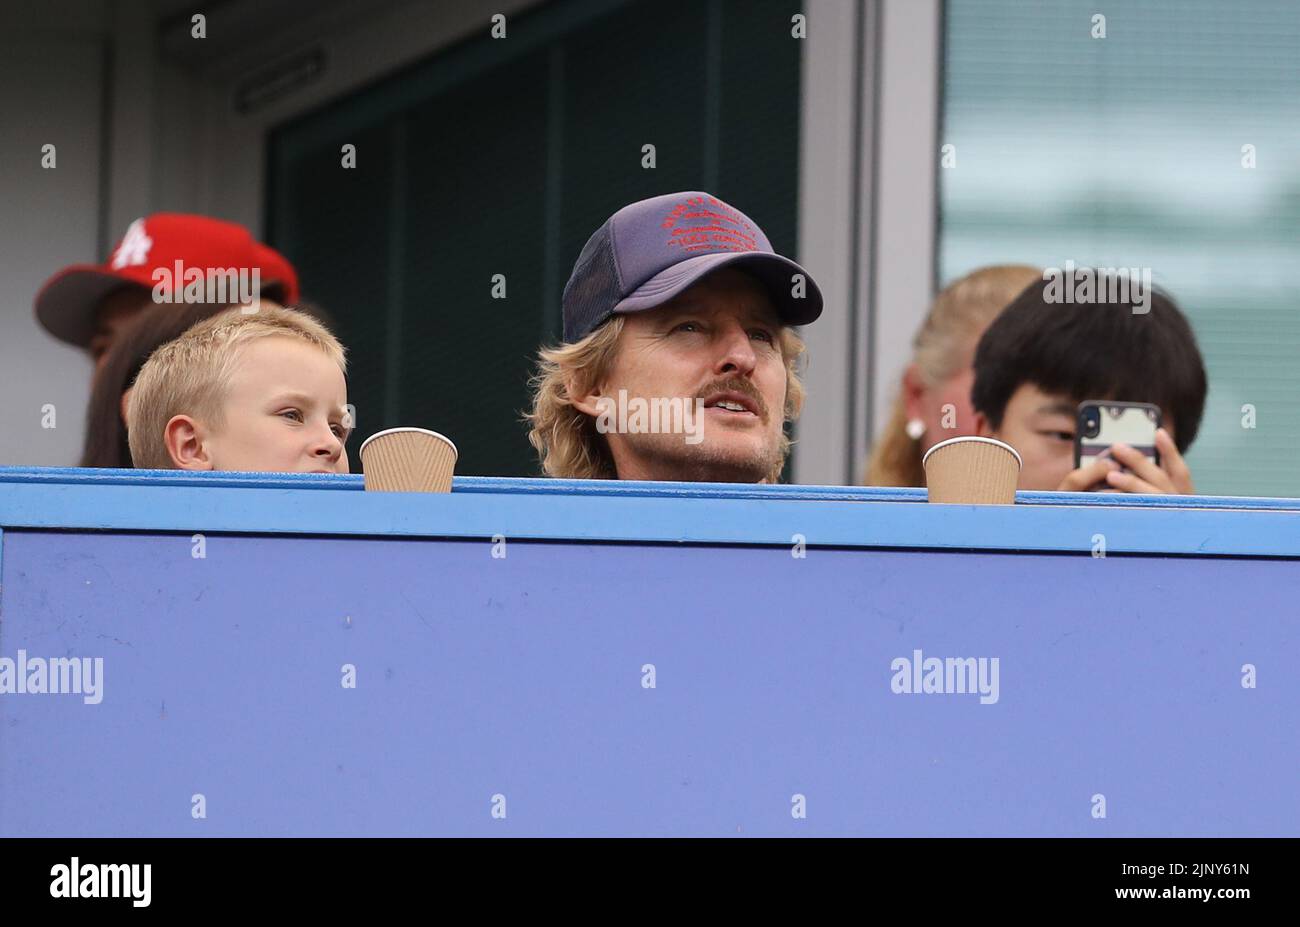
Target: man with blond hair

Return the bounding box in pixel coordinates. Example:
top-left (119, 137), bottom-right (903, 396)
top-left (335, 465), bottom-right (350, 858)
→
top-left (527, 191), bottom-right (823, 484)
top-left (128, 305), bottom-right (352, 474)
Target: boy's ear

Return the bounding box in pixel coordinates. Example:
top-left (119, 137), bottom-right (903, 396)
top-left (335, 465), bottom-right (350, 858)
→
top-left (164, 415), bottom-right (214, 470)
top-left (973, 411), bottom-right (995, 438)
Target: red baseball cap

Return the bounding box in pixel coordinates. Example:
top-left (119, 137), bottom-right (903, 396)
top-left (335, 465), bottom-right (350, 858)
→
top-left (35, 213), bottom-right (300, 349)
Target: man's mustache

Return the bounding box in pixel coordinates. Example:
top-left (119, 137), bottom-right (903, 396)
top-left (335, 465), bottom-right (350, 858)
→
top-left (696, 376), bottom-right (770, 423)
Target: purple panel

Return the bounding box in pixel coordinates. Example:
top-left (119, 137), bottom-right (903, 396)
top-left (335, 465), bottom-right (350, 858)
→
top-left (1, 529), bottom-right (1295, 836)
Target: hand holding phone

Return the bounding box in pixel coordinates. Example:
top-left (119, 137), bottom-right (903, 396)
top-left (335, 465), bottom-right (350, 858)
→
top-left (1060, 402), bottom-right (1193, 494)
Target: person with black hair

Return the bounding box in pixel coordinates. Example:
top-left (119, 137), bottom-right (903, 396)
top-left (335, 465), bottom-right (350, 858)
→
top-left (971, 273), bottom-right (1207, 493)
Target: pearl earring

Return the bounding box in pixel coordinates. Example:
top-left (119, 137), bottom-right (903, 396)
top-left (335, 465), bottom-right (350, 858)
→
top-left (905, 418), bottom-right (925, 440)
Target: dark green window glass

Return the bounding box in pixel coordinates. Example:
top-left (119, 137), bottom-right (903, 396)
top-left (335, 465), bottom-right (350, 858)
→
top-left (268, 0), bottom-right (803, 476)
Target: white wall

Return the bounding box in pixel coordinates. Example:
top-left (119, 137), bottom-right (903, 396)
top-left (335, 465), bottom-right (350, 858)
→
top-left (793, 0), bottom-right (940, 485)
top-left (0, 1), bottom-right (109, 465)
top-left (793, 0), bottom-right (867, 486)
top-left (869, 0), bottom-right (941, 473)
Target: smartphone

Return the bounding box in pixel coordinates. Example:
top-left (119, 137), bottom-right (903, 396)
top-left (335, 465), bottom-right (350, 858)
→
top-left (1074, 401), bottom-right (1161, 471)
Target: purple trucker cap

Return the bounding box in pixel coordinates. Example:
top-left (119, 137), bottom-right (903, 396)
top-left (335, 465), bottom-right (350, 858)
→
top-left (561, 191), bottom-right (824, 342)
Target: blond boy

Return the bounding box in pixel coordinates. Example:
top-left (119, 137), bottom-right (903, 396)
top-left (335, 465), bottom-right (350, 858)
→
top-left (128, 305), bottom-right (351, 473)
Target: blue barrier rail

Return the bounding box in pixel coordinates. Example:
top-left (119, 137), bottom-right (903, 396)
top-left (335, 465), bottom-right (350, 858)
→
top-left (1, 467), bottom-right (1296, 836)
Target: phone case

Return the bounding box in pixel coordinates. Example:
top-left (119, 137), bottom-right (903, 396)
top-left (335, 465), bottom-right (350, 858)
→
top-left (1075, 402), bottom-right (1161, 470)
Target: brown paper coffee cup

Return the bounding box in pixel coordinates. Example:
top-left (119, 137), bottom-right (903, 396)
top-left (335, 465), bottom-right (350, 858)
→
top-left (358, 427), bottom-right (458, 493)
top-left (921, 436), bottom-right (1021, 505)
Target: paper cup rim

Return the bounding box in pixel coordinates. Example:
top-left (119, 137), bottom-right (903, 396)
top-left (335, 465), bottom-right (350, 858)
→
top-left (921, 436), bottom-right (1022, 468)
top-left (358, 427), bottom-right (458, 460)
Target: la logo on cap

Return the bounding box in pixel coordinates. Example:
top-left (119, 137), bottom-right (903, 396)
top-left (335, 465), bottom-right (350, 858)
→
top-left (111, 218), bottom-right (153, 269)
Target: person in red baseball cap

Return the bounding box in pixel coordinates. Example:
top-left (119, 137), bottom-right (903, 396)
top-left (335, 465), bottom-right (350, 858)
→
top-left (34, 213), bottom-right (299, 372)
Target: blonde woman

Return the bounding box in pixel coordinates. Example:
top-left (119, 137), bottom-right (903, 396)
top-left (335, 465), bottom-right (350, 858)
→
top-left (865, 265), bottom-right (1041, 486)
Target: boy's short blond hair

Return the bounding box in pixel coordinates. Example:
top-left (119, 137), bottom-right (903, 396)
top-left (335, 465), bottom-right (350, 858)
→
top-left (127, 304), bottom-right (347, 470)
